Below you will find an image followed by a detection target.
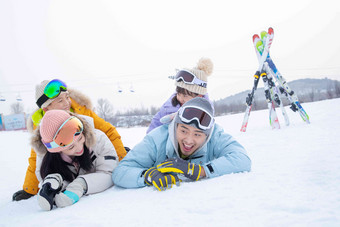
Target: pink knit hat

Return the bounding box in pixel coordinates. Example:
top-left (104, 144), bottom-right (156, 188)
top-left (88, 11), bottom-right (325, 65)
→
top-left (40, 110), bottom-right (72, 153)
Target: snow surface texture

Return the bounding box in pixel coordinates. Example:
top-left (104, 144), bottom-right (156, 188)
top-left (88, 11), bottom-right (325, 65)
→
top-left (0, 99), bottom-right (339, 227)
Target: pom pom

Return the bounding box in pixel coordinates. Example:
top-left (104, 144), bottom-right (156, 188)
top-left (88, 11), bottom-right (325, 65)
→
top-left (197, 58), bottom-right (213, 76)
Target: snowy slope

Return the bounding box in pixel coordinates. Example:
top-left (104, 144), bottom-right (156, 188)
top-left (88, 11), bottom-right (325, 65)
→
top-left (0, 99), bottom-right (340, 227)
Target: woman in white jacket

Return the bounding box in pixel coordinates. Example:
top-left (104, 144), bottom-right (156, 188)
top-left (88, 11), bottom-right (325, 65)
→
top-left (31, 109), bottom-right (118, 211)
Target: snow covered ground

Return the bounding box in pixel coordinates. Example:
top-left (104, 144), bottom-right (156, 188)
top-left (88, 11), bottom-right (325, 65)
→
top-left (1, 98), bottom-right (339, 227)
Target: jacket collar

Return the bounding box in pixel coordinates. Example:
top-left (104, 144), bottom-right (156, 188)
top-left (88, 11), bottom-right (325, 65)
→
top-left (30, 106), bottom-right (75, 126)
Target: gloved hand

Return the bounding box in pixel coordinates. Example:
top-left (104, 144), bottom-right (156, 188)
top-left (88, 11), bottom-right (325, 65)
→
top-left (157, 158), bottom-right (202, 181)
top-left (55, 177), bottom-right (87, 208)
top-left (12, 190), bottom-right (35, 201)
top-left (160, 112), bottom-right (176, 124)
top-left (144, 167), bottom-right (180, 191)
top-left (124, 147), bottom-right (131, 152)
top-left (37, 173), bottom-right (63, 211)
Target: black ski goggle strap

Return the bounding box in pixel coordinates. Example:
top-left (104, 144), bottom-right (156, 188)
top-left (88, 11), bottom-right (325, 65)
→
top-left (36, 94), bottom-right (48, 108)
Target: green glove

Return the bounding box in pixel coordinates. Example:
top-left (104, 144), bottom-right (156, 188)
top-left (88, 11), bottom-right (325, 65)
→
top-left (144, 167), bottom-right (180, 191)
top-left (157, 158), bottom-right (202, 181)
top-left (12, 190), bottom-right (35, 201)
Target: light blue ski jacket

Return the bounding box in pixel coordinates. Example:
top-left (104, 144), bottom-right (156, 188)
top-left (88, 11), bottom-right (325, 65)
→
top-left (112, 120), bottom-right (251, 189)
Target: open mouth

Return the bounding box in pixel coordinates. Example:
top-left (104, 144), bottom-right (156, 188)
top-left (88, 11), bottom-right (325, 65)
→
top-left (182, 143), bottom-right (194, 152)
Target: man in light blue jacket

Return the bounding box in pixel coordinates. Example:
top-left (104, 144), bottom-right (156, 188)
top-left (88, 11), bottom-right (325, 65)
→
top-left (112, 97), bottom-right (251, 191)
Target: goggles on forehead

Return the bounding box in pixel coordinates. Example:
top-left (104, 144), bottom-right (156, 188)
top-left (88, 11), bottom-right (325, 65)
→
top-left (174, 70), bottom-right (207, 88)
top-left (43, 116), bottom-right (83, 150)
top-left (178, 106), bottom-right (214, 130)
top-left (36, 79), bottom-right (67, 108)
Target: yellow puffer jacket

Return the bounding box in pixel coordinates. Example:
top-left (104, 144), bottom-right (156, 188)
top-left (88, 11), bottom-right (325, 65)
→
top-left (23, 89), bottom-right (126, 195)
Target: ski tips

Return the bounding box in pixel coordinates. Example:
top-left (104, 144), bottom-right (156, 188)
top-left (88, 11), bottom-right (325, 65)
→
top-left (254, 27), bottom-right (274, 42)
top-left (260, 27), bottom-right (274, 40)
top-left (252, 34), bottom-right (260, 42)
top-left (253, 36), bottom-right (261, 44)
top-left (268, 27), bottom-right (274, 35)
top-left (260, 31), bottom-right (268, 40)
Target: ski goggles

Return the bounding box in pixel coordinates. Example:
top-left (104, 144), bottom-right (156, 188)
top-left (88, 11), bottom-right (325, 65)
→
top-left (175, 70), bottom-right (207, 88)
top-left (36, 79), bottom-right (67, 108)
top-left (43, 116), bottom-right (83, 150)
top-left (178, 106), bottom-right (214, 130)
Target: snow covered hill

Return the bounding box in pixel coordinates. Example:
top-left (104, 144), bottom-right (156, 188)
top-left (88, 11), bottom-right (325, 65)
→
top-left (1, 99), bottom-right (339, 227)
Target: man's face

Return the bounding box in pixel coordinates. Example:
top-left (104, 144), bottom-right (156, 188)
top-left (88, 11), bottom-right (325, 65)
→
top-left (176, 123), bottom-right (207, 156)
top-left (60, 133), bottom-right (85, 157)
top-left (44, 92), bottom-right (71, 111)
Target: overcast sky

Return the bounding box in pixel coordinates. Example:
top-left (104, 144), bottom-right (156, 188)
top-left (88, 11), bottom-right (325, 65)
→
top-left (0, 0), bottom-right (339, 115)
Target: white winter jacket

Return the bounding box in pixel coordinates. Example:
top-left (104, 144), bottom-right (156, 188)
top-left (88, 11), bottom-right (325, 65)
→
top-left (32, 114), bottom-right (118, 195)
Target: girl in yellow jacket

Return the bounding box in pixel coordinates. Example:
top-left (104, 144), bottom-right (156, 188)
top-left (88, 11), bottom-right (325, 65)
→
top-left (12, 79), bottom-right (127, 201)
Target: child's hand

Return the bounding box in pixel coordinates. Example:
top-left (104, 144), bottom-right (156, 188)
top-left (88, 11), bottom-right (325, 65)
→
top-left (160, 112), bottom-right (177, 124)
top-left (55, 177), bottom-right (87, 208)
top-left (37, 173), bottom-right (63, 211)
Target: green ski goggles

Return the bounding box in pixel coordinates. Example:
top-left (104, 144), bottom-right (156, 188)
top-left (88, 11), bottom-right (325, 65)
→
top-left (36, 79), bottom-right (67, 108)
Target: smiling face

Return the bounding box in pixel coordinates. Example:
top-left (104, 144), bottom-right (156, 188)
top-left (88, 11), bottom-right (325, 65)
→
top-left (176, 123), bottom-right (207, 157)
top-left (44, 91), bottom-right (71, 112)
top-left (59, 133), bottom-right (85, 157)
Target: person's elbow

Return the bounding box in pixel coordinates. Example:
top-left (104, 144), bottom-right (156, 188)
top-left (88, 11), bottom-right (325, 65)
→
top-left (112, 167), bottom-right (124, 187)
top-left (239, 154), bottom-right (252, 172)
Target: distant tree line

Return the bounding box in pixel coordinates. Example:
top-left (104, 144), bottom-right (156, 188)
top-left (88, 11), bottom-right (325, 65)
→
top-left (5, 79), bottom-right (339, 128)
top-left (213, 79), bottom-right (340, 116)
top-left (95, 79), bottom-right (340, 127)
top-left (95, 98), bottom-right (157, 127)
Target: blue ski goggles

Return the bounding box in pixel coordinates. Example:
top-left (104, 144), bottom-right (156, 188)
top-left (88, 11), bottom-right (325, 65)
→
top-left (175, 70), bottom-right (207, 88)
top-left (178, 106), bottom-right (214, 130)
top-left (36, 79), bottom-right (67, 108)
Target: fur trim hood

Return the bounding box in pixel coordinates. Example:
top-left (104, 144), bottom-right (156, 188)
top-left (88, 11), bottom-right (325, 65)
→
top-left (68, 88), bottom-right (93, 110)
top-left (30, 112), bottom-right (96, 156)
top-left (27, 88), bottom-right (93, 133)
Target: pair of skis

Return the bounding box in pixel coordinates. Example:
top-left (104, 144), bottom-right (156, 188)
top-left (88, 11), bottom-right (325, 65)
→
top-left (240, 28), bottom-right (279, 132)
top-left (240, 27), bottom-right (310, 132)
top-left (265, 57), bottom-right (310, 123)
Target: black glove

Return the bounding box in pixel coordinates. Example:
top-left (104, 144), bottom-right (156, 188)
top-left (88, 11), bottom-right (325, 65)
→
top-left (37, 173), bottom-right (63, 211)
top-left (157, 158), bottom-right (202, 181)
top-left (144, 167), bottom-right (180, 191)
top-left (12, 190), bottom-right (35, 201)
top-left (124, 147), bottom-right (131, 152)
